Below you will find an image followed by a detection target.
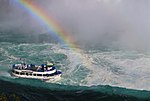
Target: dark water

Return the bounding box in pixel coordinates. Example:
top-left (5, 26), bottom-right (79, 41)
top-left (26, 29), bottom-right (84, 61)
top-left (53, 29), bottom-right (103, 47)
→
top-left (0, 33), bottom-right (150, 101)
top-left (0, 79), bottom-right (150, 101)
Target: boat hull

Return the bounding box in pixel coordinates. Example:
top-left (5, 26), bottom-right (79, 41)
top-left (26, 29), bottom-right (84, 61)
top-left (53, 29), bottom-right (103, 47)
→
top-left (11, 69), bottom-right (62, 82)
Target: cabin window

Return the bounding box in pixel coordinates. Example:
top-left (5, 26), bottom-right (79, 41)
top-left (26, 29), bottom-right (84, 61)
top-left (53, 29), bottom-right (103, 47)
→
top-left (26, 73), bottom-right (28, 76)
top-left (33, 74), bottom-right (36, 76)
top-left (29, 73), bottom-right (32, 76)
top-left (37, 74), bottom-right (42, 76)
top-left (49, 74), bottom-right (53, 76)
top-left (16, 71), bottom-right (19, 74)
top-left (43, 74), bottom-right (47, 76)
top-left (20, 72), bottom-right (25, 75)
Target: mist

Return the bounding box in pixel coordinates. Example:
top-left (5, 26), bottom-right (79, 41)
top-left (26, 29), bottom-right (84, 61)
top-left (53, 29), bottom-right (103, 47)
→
top-left (0, 0), bottom-right (150, 50)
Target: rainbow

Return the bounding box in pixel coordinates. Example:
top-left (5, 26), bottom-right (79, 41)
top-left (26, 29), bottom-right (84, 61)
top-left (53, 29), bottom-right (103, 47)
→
top-left (15, 0), bottom-right (91, 67)
top-left (17, 0), bottom-right (78, 49)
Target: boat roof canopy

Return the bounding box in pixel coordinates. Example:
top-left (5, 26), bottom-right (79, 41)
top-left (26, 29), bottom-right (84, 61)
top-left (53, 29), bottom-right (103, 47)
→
top-left (47, 63), bottom-right (54, 66)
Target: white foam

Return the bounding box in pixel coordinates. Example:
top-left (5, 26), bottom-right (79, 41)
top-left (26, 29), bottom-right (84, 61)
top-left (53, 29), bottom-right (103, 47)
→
top-left (84, 50), bottom-right (150, 90)
top-left (1, 43), bottom-right (150, 90)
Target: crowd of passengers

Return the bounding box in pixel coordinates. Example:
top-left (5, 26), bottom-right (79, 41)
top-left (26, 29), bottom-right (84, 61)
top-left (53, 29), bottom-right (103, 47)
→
top-left (12, 63), bottom-right (55, 72)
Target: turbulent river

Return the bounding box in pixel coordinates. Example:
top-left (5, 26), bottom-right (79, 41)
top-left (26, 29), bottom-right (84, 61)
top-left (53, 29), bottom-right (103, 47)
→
top-left (0, 39), bottom-right (150, 100)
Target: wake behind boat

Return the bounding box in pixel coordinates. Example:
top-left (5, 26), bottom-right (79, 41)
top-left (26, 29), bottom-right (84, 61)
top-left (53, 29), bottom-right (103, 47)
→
top-left (11, 62), bottom-right (62, 82)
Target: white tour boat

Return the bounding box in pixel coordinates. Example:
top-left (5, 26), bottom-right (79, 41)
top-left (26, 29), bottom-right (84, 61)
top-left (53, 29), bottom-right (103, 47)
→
top-left (11, 62), bottom-right (62, 82)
